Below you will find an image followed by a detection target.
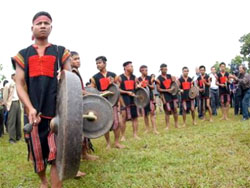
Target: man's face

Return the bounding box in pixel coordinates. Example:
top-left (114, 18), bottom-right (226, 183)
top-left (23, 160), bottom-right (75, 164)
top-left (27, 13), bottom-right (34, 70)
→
top-left (140, 68), bottom-right (148, 76)
top-left (125, 64), bottom-right (133, 73)
top-left (71, 55), bottom-right (81, 68)
top-left (32, 19), bottom-right (52, 40)
top-left (220, 64), bottom-right (226, 72)
top-left (182, 68), bottom-right (189, 77)
top-left (211, 67), bottom-right (216, 74)
top-left (161, 67), bottom-right (167, 74)
top-left (199, 68), bottom-right (205, 75)
top-left (239, 66), bottom-right (245, 74)
top-left (96, 59), bottom-right (106, 71)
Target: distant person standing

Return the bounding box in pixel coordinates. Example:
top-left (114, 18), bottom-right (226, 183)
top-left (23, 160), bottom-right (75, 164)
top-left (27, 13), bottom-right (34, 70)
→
top-left (197, 66), bottom-right (213, 122)
top-left (178, 67), bottom-right (197, 127)
top-left (3, 73), bottom-right (21, 143)
top-left (216, 62), bottom-right (231, 120)
top-left (209, 66), bottom-right (219, 115)
top-left (232, 65), bottom-right (250, 121)
top-left (233, 68), bottom-right (244, 115)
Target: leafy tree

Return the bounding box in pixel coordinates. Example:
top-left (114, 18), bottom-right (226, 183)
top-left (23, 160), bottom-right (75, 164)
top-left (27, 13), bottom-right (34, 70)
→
top-left (212, 61), bottom-right (221, 72)
top-left (239, 33), bottom-right (250, 72)
top-left (228, 55), bottom-right (244, 75)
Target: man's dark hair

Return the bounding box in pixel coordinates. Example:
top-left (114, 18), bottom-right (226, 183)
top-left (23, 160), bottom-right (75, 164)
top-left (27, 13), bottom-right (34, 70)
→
top-left (182, 66), bottom-right (189, 71)
top-left (160, 63), bottom-right (167, 69)
top-left (239, 64), bottom-right (247, 71)
top-left (199, 65), bottom-right (206, 70)
top-left (96, 56), bottom-right (107, 63)
top-left (219, 62), bottom-right (226, 67)
top-left (70, 51), bottom-right (79, 57)
top-left (123, 61), bottom-right (132, 67)
top-left (32, 11), bottom-right (52, 23)
top-left (3, 80), bottom-right (8, 87)
top-left (139, 65), bottom-right (147, 71)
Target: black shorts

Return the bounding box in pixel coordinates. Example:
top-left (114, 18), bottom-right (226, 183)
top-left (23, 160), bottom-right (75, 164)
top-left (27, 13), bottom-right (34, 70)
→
top-left (121, 105), bottom-right (138, 120)
top-left (143, 101), bottom-right (156, 116)
top-left (163, 100), bottom-right (178, 114)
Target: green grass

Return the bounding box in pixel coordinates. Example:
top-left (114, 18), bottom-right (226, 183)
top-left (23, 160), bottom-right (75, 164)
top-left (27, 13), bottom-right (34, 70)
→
top-left (0, 110), bottom-right (249, 188)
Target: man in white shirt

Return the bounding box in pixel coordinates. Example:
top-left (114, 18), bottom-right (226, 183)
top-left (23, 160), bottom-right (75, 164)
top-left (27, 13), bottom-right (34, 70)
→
top-left (209, 66), bottom-right (219, 115)
top-left (3, 73), bottom-right (21, 143)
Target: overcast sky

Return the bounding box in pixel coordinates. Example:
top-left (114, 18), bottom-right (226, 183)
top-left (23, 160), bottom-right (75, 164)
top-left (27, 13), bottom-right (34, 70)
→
top-left (0, 0), bottom-right (250, 83)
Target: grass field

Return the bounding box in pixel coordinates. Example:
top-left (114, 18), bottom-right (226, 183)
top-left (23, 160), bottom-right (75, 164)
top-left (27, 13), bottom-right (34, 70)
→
top-left (0, 110), bottom-right (249, 188)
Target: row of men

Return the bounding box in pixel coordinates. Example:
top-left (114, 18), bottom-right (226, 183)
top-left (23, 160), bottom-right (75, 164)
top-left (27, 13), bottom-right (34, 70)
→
top-left (71, 53), bottom-right (250, 148)
top-left (10, 11), bottom-right (250, 188)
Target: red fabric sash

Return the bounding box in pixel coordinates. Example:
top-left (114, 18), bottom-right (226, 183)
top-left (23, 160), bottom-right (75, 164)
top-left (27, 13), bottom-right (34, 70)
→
top-left (29, 55), bottom-right (56, 78)
top-left (163, 79), bottom-right (171, 89)
top-left (100, 77), bottom-right (110, 91)
top-left (124, 80), bottom-right (135, 90)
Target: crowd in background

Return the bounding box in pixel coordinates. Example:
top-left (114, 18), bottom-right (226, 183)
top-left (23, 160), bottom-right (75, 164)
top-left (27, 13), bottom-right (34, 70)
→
top-left (0, 63), bottom-right (249, 144)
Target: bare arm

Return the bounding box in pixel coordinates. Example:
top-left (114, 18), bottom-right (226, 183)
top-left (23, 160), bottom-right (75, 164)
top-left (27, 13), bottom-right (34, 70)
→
top-left (114, 76), bottom-right (119, 84)
top-left (90, 77), bottom-right (96, 88)
top-left (191, 81), bottom-right (194, 87)
top-left (15, 65), bottom-right (39, 124)
top-left (148, 76), bottom-right (155, 90)
top-left (216, 80), bottom-right (224, 87)
top-left (135, 77), bottom-right (140, 88)
top-left (117, 76), bottom-right (134, 96)
top-left (156, 79), bottom-right (169, 93)
top-left (215, 75), bottom-right (226, 87)
top-left (205, 77), bottom-right (211, 86)
top-left (176, 79), bottom-right (184, 93)
top-left (148, 83), bottom-right (154, 90)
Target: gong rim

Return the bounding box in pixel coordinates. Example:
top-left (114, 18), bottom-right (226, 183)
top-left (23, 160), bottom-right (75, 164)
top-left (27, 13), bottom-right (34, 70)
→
top-left (56, 70), bottom-right (83, 181)
top-left (82, 94), bottom-right (113, 139)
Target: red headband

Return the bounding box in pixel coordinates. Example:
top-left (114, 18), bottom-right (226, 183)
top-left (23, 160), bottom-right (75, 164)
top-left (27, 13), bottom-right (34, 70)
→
top-left (32, 15), bottom-right (52, 40)
top-left (33, 15), bottom-right (52, 25)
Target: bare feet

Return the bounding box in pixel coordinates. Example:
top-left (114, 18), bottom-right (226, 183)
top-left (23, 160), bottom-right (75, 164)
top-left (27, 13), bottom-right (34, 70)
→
top-left (209, 119), bottom-right (213, 123)
top-left (193, 121), bottom-right (197, 125)
top-left (165, 127), bottom-right (169, 131)
top-left (182, 124), bottom-right (186, 128)
top-left (144, 129), bottom-right (150, 134)
top-left (106, 144), bottom-right (111, 150)
top-left (40, 181), bottom-right (48, 188)
top-left (114, 143), bottom-right (126, 149)
top-left (220, 117), bottom-right (226, 120)
top-left (75, 171), bottom-right (86, 178)
top-left (153, 130), bottom-right (160, 135)
top-left (175, 125), bottom-right (179, 128)
top-left (120, 136), bottom-right (126, 142)
top-left (82, 153), bottom-right (99, 161)
top-left (134, 135), bottom-right (141, 140)
top-left (201, 118), bottom-right (206, 122)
